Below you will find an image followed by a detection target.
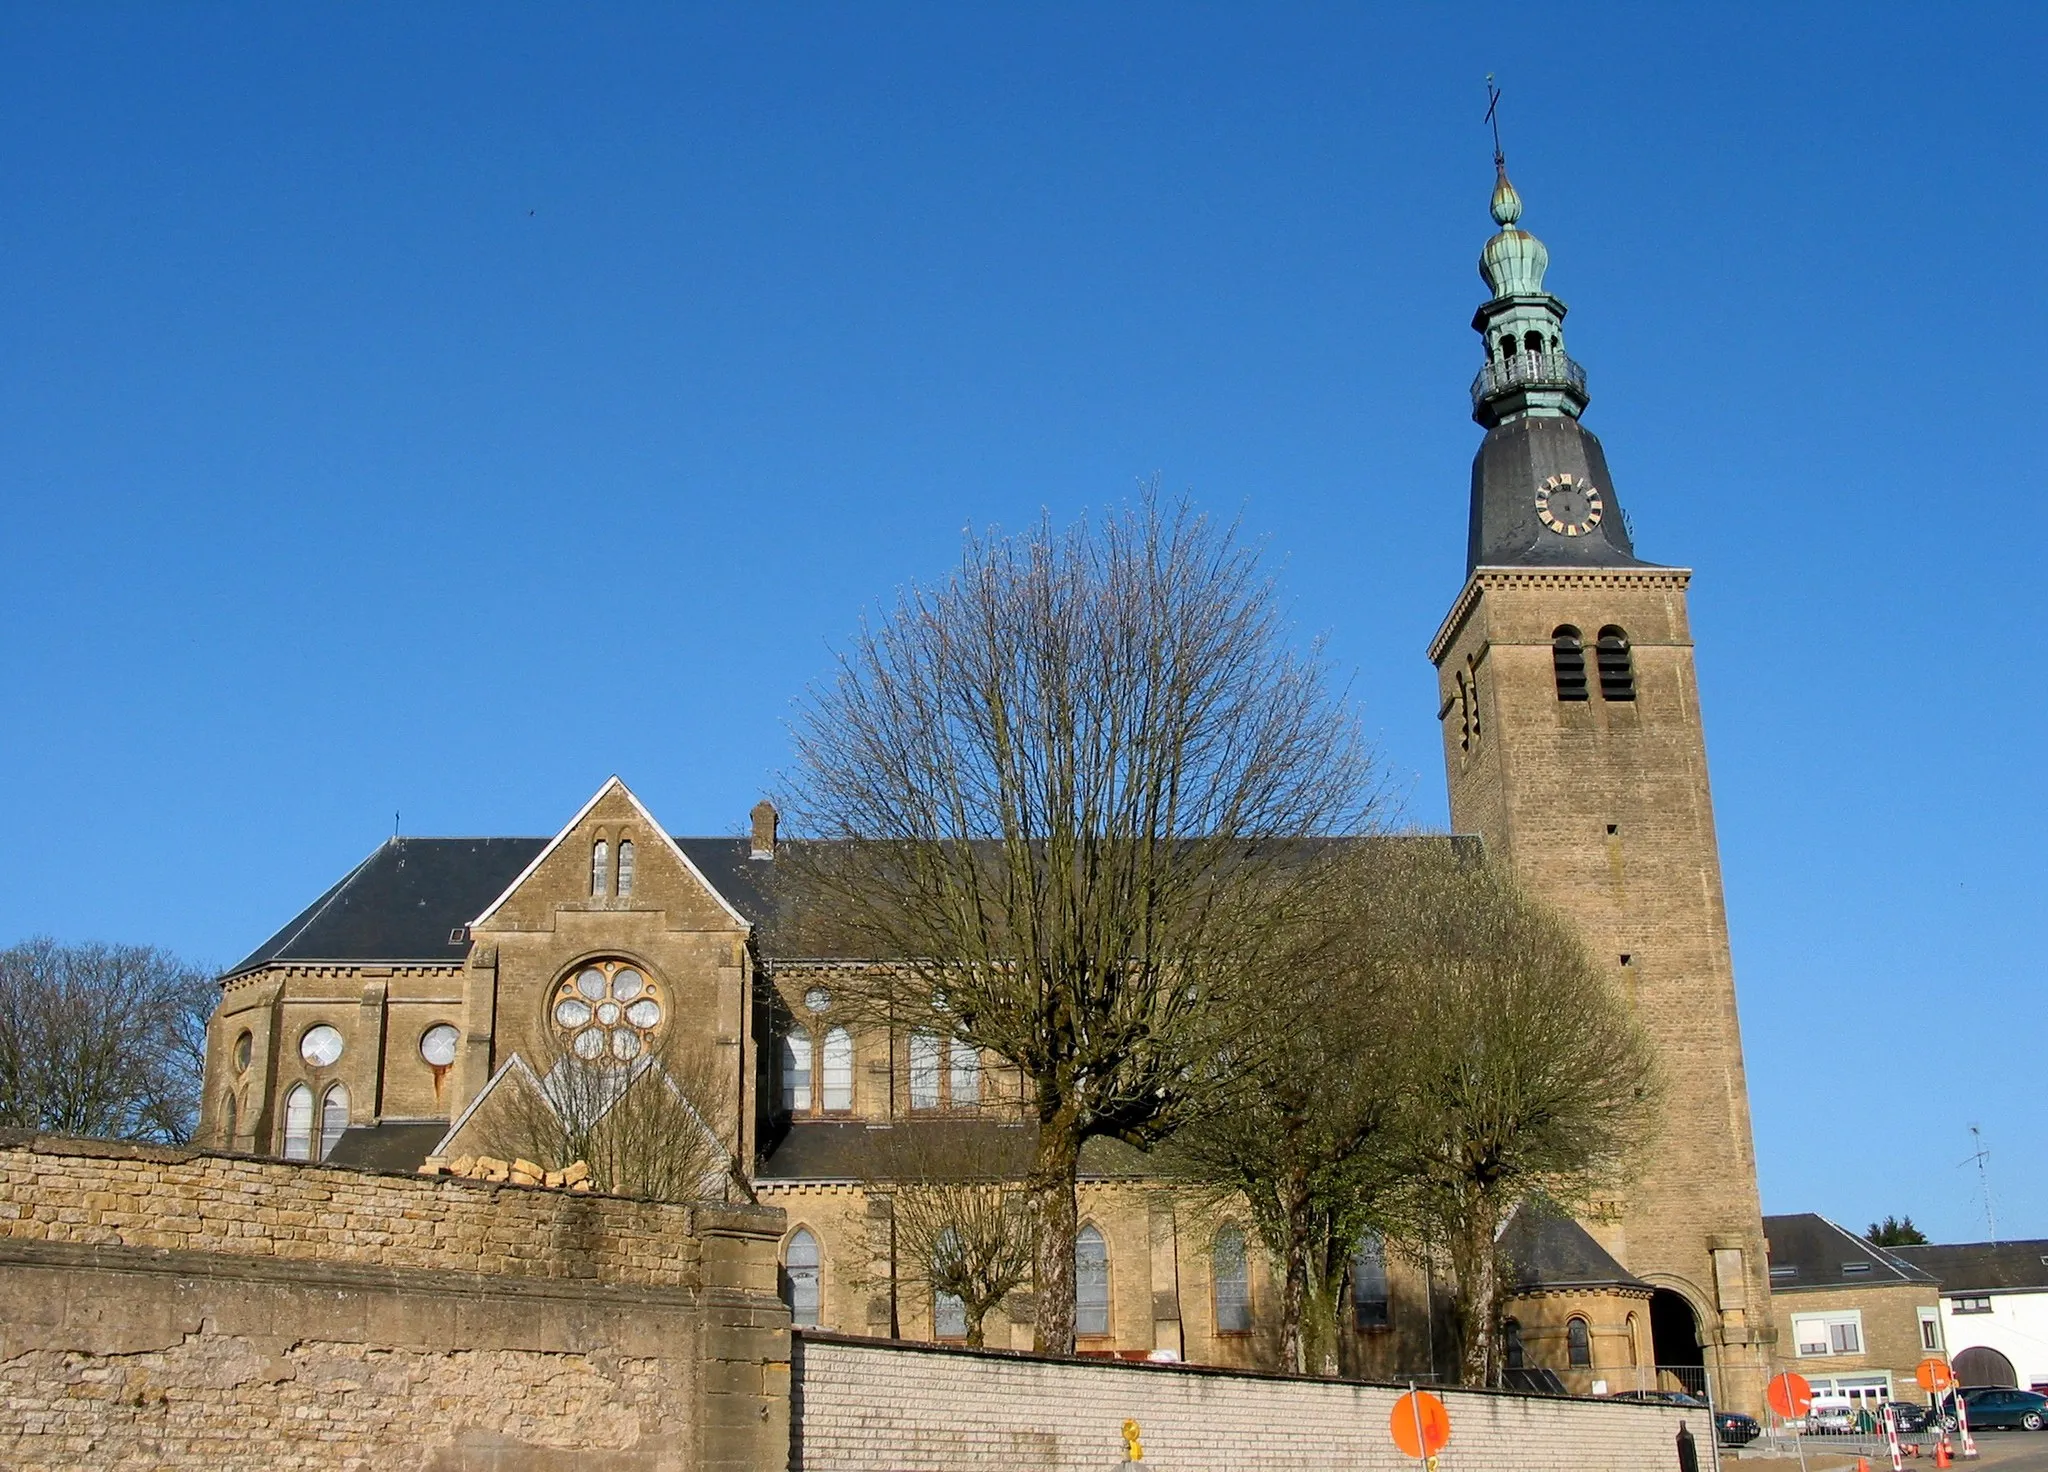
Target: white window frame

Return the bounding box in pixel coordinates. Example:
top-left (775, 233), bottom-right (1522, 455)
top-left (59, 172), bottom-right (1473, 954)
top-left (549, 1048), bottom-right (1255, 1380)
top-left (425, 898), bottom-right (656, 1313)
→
top-left (1793, 1310), bottom-right (1864, 1357)
top-left (1919, 1307), bottom-right (1944, 1353)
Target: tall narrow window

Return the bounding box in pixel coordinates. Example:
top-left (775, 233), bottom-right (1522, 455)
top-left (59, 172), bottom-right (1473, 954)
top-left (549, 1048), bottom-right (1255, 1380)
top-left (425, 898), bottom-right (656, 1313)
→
top-left (781, 1031), bottom-right (813, 1113)
top-left (1552, 625), bottom-right (1588, 701)
top-left (909, 1032), bottom-right (941, 1110)
top-left (783, 1228), bottom-right (820, 1327)
top-left (591, 839), bottom-right (610, 897)
top-left (1213, 1225), bottom-right (1252, 1333)
top-left (1567, 1315), bottom-right (1592, 1367)
top-left (1353, 1234), bottom-right (1390, 1329)
top-left (1625, 1312), bottom-right (1640, 1366)
top-left (1504, 1317), bottom-right (1525, 1369)
top-left (319, 1083), bottom-right (349, 1160)
top-left (1597, 626), bottom-right (1636, 702)
top-left (220, 1092), bottom-right (237, 1147)
top-left (933, 1228), bottom-right (967, 1340)
top-left (1076, 1225), bottom-right (1110, 1337)
top-left (282, 1083), bottom-right (314, 1160)
top-left (821, 1027), bottom-right (854, 1112)
top-left (615, 839), bottom-right (634, 896)
top-left (948, 1037), bottom-right (979, 1106)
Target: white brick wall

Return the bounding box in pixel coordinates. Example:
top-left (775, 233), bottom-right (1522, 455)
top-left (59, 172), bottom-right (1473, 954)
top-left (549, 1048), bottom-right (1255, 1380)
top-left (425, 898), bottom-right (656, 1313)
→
top-left (794, 1334), bottom-right (1702, 1472)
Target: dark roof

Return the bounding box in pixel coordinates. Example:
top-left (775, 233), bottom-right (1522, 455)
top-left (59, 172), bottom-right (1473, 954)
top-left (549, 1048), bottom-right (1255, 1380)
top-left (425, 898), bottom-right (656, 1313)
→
top-left (1467, 416), bottom-right (1657, 575)
top-left (758, 1119), bottom-right (1152, 1183)
top-left (1762, 1213), bottom-right (1936, 1290)
top-left (1893, 1240), bottom-right (2048, 1295)
top-left (323, 1121), bottom-right (450, 1173)
top-left (1501, 1204), bottom-right (1648, 1292)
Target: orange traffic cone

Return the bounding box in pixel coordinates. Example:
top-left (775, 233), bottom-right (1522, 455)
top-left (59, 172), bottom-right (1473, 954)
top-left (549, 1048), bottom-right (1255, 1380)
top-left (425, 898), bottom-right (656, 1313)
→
top-left (1858, 1458), bottom-right (1872, 1472)
top-left (1936, 1440), bottom-right (1951, 1468)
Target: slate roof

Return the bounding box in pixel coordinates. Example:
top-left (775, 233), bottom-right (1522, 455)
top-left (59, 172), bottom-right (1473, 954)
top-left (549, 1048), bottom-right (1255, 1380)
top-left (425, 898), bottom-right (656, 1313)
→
top-left (324, 1121), bottom-right (455, 1174)
top-left (1762, 1213), bottom-right (1936, 1291)
top-left (1893, 1240), bottom-right (2048, 1296)
top-left (1500, 1204), bottom-right (1648, 1292)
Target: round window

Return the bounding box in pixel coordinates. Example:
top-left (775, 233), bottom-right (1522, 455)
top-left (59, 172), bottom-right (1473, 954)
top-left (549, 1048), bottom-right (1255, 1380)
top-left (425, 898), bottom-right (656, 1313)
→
top-left (551, 961), bottom-right (663, 1063)
top-left (233, 1031), bottom-right (253, 1072)
top-left (420, 1024), bottom-right (460, 1068)
top-left (803, 986), bottom-right (832, 1013)
top-left (299, 1025), bottom-right (345, 1067)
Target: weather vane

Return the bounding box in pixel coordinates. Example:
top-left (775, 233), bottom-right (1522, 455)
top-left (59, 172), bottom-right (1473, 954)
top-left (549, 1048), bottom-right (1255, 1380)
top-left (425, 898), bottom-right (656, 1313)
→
top-left (1484, 74), bottom-right (1505, 172)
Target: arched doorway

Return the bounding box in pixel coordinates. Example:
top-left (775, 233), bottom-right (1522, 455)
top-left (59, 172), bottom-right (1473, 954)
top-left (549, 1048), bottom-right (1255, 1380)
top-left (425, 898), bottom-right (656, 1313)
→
top-left (1953, 1345), bottom-right (2017, 1388)
top-left (1650, 1288), bottom-right (1708, 1399)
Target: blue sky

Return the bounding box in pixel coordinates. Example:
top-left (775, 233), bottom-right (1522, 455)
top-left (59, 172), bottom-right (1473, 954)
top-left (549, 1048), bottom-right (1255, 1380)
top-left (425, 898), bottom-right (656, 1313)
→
top-left (2, 5), bottom-right (2041, 1242)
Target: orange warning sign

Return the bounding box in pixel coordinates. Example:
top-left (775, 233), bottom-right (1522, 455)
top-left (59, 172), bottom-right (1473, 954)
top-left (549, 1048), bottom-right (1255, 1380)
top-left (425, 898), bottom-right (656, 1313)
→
top-left (1916, 1359), bottom-right (1955, 1392)
top-left (1767, 1371), bottom-right (1814, 1418)
top-left (1392, 1390), bottom-right (1452, 1459)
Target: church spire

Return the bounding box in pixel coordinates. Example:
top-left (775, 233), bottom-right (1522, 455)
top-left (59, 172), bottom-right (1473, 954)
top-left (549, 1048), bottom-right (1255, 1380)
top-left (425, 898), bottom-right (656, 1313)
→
top-left (1468, 98), bottom-right (1587, 430)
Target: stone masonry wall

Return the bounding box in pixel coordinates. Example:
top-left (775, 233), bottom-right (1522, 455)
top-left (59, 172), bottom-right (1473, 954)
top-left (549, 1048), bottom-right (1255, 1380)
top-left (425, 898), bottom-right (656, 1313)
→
top-left (791, 1332), bottom-right (1704, 1472)
top-left (0, 1134), bottom-right (790, 1472)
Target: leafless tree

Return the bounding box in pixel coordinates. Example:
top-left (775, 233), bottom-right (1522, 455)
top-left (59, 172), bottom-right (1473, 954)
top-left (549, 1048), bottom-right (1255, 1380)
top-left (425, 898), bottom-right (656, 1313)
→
top-left (479, 1027), bottom-right (754, 1203)
top-left (864, 1123), bottom-right (1039, 1349)
top-left (782, 494), bottom-right (1381, 1352)
top-left (0, 937), bottom-right (215, 1143)
top-left (1371, 846), bottom-right (1660, 1387)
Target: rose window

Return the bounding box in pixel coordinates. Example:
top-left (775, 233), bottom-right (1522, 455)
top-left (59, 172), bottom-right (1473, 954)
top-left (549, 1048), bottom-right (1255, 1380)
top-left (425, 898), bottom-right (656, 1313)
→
top-left (551, 960), bottom-right (663, 1062)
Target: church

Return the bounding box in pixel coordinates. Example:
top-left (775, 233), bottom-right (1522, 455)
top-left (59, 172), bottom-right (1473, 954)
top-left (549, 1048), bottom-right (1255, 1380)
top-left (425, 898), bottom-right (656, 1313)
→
top-left (199, 159), bottom-right (1776, 1409)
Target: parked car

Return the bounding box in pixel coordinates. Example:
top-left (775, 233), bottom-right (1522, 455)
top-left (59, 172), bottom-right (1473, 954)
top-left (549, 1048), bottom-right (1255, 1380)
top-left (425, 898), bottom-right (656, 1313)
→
top-left (1881, 1402), bottom-right (1931, 1434)
top-left (1606, 1391), bottom-right (1758, 1447)
top-left (1932, 1389), bottom-right (2048, 1432)
top-left (1805, 1398), bottom-right (1859, 1434)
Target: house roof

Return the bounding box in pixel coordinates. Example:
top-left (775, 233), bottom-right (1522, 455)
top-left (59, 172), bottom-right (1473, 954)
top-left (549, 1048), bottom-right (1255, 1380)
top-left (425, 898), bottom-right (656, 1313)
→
top-left (1500, 1204), bottom-right (1648, 1292)
top-left (323, 1121), bottom-right (456, 1174)
top-left (1892, 1240), bottom-right (2048, 1296)
top-left (1762, 1213), bottom-right (1936, 1290)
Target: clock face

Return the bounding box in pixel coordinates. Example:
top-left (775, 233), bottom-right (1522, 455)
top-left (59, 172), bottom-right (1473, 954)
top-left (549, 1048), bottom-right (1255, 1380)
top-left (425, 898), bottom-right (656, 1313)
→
top-left (1535, 473), bottom-right (1604, 537)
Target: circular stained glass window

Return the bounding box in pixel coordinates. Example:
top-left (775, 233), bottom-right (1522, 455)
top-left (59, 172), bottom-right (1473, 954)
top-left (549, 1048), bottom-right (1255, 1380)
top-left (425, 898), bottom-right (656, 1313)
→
top-left (300, 1025), bottom-right (345, 1067)
top-left (420, 1024), bottom-right (460, 1068)
top-left (551, 960), bottom-right (663, 1063)
top-left (233, 1030), bottom-right (253, 1072)
top-left (803, 986), bottom-right (832, 1013)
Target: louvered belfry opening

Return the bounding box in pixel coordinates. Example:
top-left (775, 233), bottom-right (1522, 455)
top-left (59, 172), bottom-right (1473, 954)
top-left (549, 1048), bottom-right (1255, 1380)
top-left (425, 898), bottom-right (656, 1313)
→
top-left (1552, 625), bottom-right (1588, 701)
top-left (1597, 626), bottom-right (1636, 701)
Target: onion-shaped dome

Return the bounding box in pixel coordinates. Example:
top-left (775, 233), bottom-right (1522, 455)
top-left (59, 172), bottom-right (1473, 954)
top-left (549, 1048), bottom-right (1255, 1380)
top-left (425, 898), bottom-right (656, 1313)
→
top-left (1479, 166), bottom-right (1549, 297)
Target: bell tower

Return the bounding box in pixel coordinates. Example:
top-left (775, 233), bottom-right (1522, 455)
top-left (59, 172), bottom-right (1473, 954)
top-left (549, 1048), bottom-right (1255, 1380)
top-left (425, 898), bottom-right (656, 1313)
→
top-left (1427, 153), bottom-right (1774, 1409)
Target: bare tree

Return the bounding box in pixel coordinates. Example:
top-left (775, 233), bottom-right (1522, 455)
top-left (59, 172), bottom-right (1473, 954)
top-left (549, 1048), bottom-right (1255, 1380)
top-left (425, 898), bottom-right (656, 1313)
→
top-left (782, 495), bottom-right (1379, 1352)
top-left (1371, 847), bottom-right (1660, 1387)
top-left (0, 937), bottom-right (215, 1143)
top-left (865, 1124), bottom-right (1039, 1349)
top-left (478, 1026), bottom-right (753, 1203)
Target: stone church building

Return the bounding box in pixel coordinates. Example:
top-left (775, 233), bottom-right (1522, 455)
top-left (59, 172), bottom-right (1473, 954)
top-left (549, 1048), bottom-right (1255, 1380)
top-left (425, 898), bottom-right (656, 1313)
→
top-left (201, 162), bottom-right (1774, 1408)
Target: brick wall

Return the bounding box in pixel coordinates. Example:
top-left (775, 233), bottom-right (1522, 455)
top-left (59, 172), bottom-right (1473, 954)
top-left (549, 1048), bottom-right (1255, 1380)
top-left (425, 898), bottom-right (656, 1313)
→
top-left (791, 1331), bottom-right (1703, 1472)
top-left (0, 1134), bottom-right (790, 1471)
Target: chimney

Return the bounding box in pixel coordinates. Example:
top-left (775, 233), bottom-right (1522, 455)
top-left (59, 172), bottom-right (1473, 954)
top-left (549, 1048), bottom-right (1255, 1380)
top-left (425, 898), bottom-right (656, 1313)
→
top-left (750, 799), bottom-right (779, 861)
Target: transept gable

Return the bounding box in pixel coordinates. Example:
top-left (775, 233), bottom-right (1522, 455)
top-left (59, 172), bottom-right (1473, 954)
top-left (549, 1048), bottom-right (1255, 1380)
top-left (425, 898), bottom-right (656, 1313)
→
top-left (469, 777), bottom-right (751, 936)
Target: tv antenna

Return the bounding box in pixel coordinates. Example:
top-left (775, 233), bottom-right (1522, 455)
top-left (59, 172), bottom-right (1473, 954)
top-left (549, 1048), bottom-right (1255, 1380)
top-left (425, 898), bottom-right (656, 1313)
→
top-left (1958, 1124), bottom-right (1998, 1243)
top-left (1484, 75), bottom-right (1506, 171)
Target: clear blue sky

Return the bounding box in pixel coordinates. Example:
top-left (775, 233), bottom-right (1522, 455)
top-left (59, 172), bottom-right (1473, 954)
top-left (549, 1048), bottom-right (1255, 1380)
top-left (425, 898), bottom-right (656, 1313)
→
top-left (2, 5), bottom-right (2040, 1242)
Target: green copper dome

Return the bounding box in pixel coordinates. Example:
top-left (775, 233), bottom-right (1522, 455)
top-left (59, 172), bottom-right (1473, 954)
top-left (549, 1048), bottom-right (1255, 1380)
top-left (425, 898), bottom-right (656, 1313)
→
top-left (1479, 168), bottom-right (1548, 297)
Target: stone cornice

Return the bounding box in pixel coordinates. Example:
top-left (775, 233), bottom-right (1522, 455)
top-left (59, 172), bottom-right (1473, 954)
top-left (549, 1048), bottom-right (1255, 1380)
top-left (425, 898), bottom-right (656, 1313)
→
top-left (1428, 564), bottom-right (1694, 665)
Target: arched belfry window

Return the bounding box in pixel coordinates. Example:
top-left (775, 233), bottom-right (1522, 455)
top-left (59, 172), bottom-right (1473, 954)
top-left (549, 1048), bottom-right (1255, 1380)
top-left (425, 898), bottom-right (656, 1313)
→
top-left (591, 839), bottom-right (610, 898)
top-left (1597, 626), bottom-right (1636, 702)
top-left (1076, 1225), bottom-right (1110, 1337)
top-left (1213, 1225), bottom-right (1252, 1333)
top-left (1500, 332), bottom-right (1517, 360)
top-left (615, 839), bottom-right (635, 896)
top-left (1567, 1315), bottom-right (1593, 1367)
top-left (783, 1227), bottom-right (821, 1327)
top-left (282, 1083), bottom-right (314, 1160)
top-left (1524, 329), bottom-right (1545, 355)
top-left (1552, 626), bottom-right (1588, 701)
top-left (319, 1083), bottom-right (349, 1160)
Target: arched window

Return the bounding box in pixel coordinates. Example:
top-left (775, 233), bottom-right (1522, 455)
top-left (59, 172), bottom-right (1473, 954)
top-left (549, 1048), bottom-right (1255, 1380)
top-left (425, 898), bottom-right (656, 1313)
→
top-left (233, 1030), bottom-right (252, 1072)
top-left (1552, 625), bottom-right (1589, 701)
top-left (948, 1038), bottom-right (979, 1107)
top-left (615, 839), bottom-right (635, 897)
top-left (1076, 1225), bottom-right (1111, 1338)
top-left (1503, 1317), bottom-right (1525, 1369)
top-left (1524, 329), bottom-right (1546, 355)
top-left (220, 1092), bottom-right (237, 1147)
top-left (933, 1228), bottom-right (967, 1340)
top-left (821, 1027), bottom-right (854, 1112)
top-left (282, 1083), bottom-right (314, 1160)
top-left (1500, 332), bottom-right (1517, 360)
top-left (1352, 1234), bottom-right (1390, 1329)
top-left (781, 1031), bottom-right (813, 1113)
top-left (1625, 1312), bottom-right (1640, 1366)
top-left (909, 1032), bottom-right (941, 1110)
top-left (1567, 1316), bottom-right (1592, 1367)
top-left (1212, 1225), bottom-right (1252, 1333)
top-left (319, 1083), bottom-right (349, 1160)
top-left (782, 1227), bottom-right (821, 1328)
top-left (591, 839), bottom-right (610, 897)
top-left (1597, 626), bottom-right (1635, 701)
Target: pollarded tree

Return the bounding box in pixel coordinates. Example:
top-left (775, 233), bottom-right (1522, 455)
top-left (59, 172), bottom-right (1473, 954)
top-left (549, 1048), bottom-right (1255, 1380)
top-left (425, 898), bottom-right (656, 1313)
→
top-left (782, 495), bottom-right (1380, 1353)
top-left (1372, 846), bottom-right (1660, 1387)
